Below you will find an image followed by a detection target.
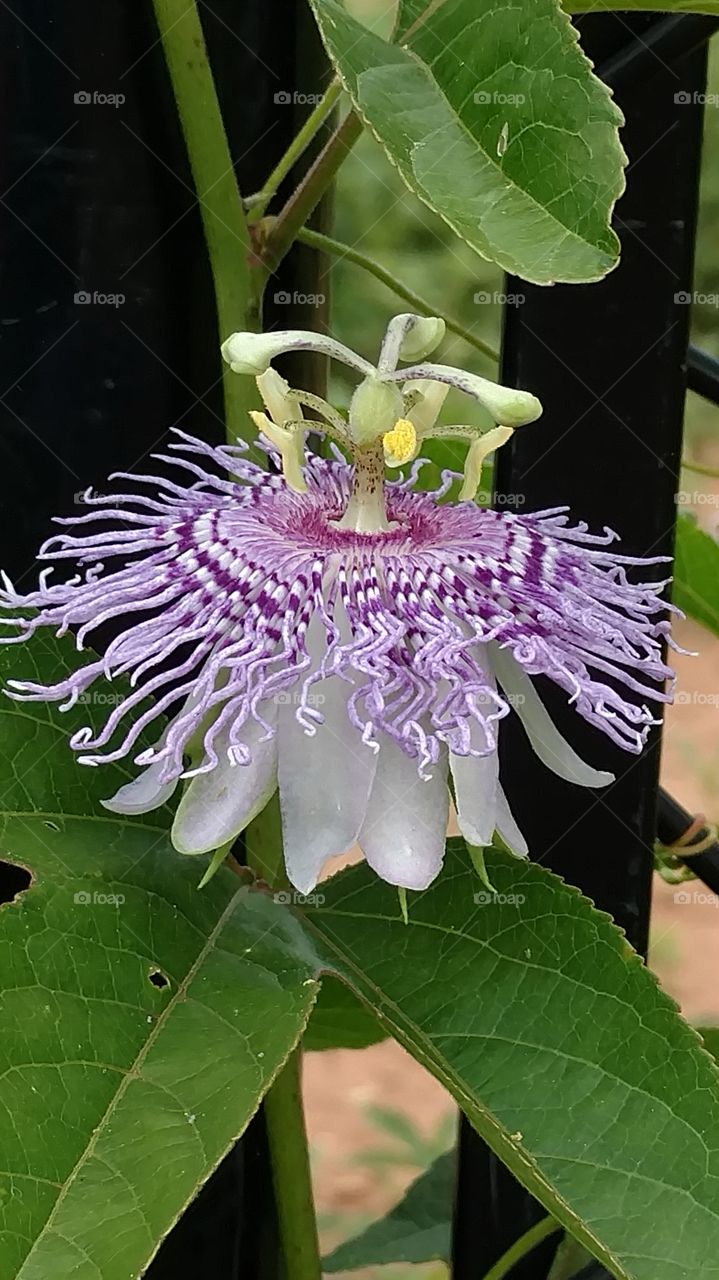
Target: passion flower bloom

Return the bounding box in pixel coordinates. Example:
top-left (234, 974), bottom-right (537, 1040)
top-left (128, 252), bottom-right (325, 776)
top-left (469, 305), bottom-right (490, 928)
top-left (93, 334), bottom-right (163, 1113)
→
top-left (0, 315), bottom-right (673, 893)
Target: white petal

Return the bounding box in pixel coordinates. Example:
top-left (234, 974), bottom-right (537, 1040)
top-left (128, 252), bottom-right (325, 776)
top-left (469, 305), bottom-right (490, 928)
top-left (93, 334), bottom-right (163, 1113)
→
top-left (102, 763), bottom-right (178, 816)
top-left (359, 737), bottom-right (449, 890)
top-left (405, 378), bottom-right (449, 435)
top-left (490, 643), bottom-right (615, 788)
top-left (278, 660), bottom-right (378, 895)
top-left (390, 363), bottom-right (542, 426)
top-left (450, 747), bottom-right (499, 848)
top-left (221, 330), bottom-right (374, 378)
top-left (495, 784), bottom-right (529, 857)
top-left (172, 714), bottom-right (278, 856)
top-left (256, 367), bottom-right (302, 425)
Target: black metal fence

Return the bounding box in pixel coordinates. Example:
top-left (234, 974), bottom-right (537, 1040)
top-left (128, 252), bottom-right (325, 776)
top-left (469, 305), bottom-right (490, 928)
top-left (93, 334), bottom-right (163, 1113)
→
top-left (1, 5), bottom-right (718, 1277)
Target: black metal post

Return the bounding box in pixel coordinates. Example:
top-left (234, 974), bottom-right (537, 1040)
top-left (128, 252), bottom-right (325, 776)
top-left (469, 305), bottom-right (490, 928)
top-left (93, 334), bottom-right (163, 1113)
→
top-left (0, 2), bottom-right (327, 1274)
top-left (452, 14), bottom-right (710, 1279)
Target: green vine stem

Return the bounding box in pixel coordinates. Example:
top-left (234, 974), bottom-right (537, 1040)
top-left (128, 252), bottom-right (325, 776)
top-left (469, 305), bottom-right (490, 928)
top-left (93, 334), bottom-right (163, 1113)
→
top-left (245, 799), bottom-right (322, 1280)
top-left (295, 225), bottom-right (499, 364)
top-left (261, 109), bottom-right (364, 279)
top-left (248, 79), bottom-right (343, 224)
top-left (263, 1047), bottom-right (322, 1280)
top-left (682, 458), bottom-right (719, 478)
top-left (480, 1216), bottom-right (560, 1280)
top-left (152, 0), bottom-right (262, 442)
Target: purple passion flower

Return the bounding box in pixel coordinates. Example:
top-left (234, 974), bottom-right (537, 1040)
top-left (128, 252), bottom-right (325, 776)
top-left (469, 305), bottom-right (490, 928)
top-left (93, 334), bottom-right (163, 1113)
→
top-left (0, 314), bottom-right (673, 893)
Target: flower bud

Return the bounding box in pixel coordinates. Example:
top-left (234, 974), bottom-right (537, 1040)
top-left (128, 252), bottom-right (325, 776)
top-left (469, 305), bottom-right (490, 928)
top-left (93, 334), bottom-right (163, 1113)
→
top-left (221, 332), bottom-right (284, 375)
top-left (396, 363), bottom-right (542, 427)
top-left (467, 378), bottom-right (542, 427)
top-left (399, 316), bottom-right (445, 362)
top-left (349, 377), bottom-right (404, 446)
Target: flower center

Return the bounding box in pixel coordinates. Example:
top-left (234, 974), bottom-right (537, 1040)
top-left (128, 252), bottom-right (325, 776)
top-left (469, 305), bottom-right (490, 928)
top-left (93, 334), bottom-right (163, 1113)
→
top-left (334, 440), bottom-right (393, 533)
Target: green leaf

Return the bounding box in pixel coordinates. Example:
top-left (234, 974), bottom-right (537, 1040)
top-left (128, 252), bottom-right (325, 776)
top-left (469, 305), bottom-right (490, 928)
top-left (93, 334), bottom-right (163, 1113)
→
top-left (673, 513), bottom-right (719, 636)
top-left (0, 633), bottom-right (319, 1280)
top-left (322, 1150), bottom-right (454, 1271)
top-left (399, 1), bottom-right (719, 26)
top-left (393, 0), bottom-right (427, 37)
top-left (698, 1026), bottom-right (719, 1067)
top-left (310, 0), bottom-right (625, 284)
top-left (303, 975), bottom-right (386, 1050)
top-left (568, 1), bottom-right (719, 10)
top-left (302, 843), bottom-right (719, 1280)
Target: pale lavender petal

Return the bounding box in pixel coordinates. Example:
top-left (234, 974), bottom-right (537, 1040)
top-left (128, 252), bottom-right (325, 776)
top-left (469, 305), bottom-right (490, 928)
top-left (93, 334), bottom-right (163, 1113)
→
top-left (278, 624), bottom-right (378, 894)
top-left (359, 735), bottom-right (449, 889)
top-left (172, 713), bottom-right (278, 856)
top-left (451, 747), bottom-right (499, 849)
top-left (102, 762), bottom-right (178, 816)
top-left (490, 641), bottom-right (614, 787)
top-left (495, 785), bottom-right (529, 858)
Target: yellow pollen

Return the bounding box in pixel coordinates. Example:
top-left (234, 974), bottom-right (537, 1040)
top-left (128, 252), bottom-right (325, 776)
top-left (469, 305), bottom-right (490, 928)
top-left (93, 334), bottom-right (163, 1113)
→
top-left (383, 418), bottom-right (417, 466)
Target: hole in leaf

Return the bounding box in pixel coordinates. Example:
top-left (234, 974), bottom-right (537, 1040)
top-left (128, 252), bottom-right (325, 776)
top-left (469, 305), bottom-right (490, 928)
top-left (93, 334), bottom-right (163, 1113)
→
top-left (0, 861), bottom-right (33, 906)
top-left (149, 970), bottom-right (170, 990)
top-left (44, 821), bottom-right (60, 832)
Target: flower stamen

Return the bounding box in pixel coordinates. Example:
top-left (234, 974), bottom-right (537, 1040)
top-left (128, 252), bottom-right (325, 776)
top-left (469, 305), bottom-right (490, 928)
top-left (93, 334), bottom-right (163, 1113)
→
top-left (383, 418), bottom-right (418, 467)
